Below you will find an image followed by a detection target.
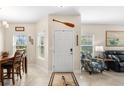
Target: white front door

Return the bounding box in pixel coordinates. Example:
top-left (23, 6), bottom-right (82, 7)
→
top-left (53, 30), bottom-right (73, 72)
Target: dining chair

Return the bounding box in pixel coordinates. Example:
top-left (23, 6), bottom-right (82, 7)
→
top-left (21, 53), bottom-right (26, 73)
top-left (17, 50), bottom-right (26, 73)
top-left (1, 50), bottom-right (23, 85)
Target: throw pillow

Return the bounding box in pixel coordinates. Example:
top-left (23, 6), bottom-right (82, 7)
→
top-left (111, 55), bottom-right (120, 62)
top-left (108, 55), bottom-right (112, 59)
top-left (118, 55), bottom-right (124, 62)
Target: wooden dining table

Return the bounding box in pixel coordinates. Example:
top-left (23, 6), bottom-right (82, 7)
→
top-left (0, 55), bottom-right (27, 85)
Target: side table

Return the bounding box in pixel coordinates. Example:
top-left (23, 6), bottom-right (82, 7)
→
top-left (95, 57), bottom-right (113, 71)
top-left (104, 58), bottom-right (113, 71)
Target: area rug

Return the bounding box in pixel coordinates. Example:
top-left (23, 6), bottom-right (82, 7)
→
top-left (48, 72), bottom-right (79, 86)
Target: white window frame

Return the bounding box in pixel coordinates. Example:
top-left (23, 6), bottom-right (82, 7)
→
top-left (13, 33), bottom-right (27, 54)
top-left (80, 34), bottom-right (94, 57)
top-left (37, 32), bottom-right (45, 60)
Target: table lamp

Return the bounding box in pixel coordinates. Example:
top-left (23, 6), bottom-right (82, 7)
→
top-left (95, 46), bottom-right (104, 58)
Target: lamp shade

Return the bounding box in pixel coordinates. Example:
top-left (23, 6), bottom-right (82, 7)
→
top-left (95, 46), bottom-right (104, 52)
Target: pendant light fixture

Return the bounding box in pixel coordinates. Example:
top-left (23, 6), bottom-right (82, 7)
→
top-left (0, 20), bottom-right (9, 28)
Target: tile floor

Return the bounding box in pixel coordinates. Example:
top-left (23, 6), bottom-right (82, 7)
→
top-left (2, 61), bottom-right (124, 86)
top-left (75, 70), bottom-right (124, 86)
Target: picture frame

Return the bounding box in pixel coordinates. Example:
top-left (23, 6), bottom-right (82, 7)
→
top-left (15, 27), bottom-right (25, 31)
top-left (29, 36), bottom-right (34, 45)
top-left (106, 31), bottom-right (124, 47)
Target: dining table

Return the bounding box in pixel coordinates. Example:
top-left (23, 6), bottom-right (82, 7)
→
top-left (0, 55), bottom-right (27, 85)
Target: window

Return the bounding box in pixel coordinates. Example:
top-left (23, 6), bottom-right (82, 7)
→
top-left (13, 34), bottom-right (27, 52)
top-left (80, 35), bottom-right (94, 56)
top-left (37, 33), bottom-right (45, 58)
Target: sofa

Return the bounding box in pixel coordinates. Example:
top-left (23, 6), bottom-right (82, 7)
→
top-left (104, 50), bottom-right (124, 72)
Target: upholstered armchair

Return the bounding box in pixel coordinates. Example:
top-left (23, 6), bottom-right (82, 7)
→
top-left (81, 52), bottom-right (106, 74)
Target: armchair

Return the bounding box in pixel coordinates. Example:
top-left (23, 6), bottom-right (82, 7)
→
top-left (81, 52), bottom-right (106, 75)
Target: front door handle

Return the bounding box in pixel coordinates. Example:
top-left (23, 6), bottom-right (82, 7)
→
top-left (70, 48), bottom-right (73, 55)
top-left (70, 48), bottom-right (73, 52)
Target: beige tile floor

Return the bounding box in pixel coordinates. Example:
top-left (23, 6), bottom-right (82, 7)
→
top-left (2, 61), bottom-right (124, 86)
top-left (3, 62), bottom-right (51, 86)
top-left (75, 70), bottom-right (124, 86)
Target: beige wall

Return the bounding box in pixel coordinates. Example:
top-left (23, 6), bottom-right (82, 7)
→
top-left (4, 24), bottom-right (36, 63)
top-left (48, 15), bottom-right (81, 72)
top-left (2, 22), bottom-right (124, 72)
top-left (0, 27), bottom-right (4, 53)
top-left (82, 24), bottom-right (124, 56)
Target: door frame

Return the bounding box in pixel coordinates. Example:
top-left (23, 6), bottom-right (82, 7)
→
top-left (52, 30), bottom-right (74, 72)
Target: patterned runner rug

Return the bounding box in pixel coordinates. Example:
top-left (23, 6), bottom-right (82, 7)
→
top-left (48, 72), bottom-right (79, 86)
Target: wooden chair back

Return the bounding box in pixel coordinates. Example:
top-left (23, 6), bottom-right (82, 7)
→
top-left (13, 51), bottom-right (23, 65)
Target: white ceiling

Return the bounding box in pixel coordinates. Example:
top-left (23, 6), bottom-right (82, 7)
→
top-left (0, 6), bottom-right (124, 25)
